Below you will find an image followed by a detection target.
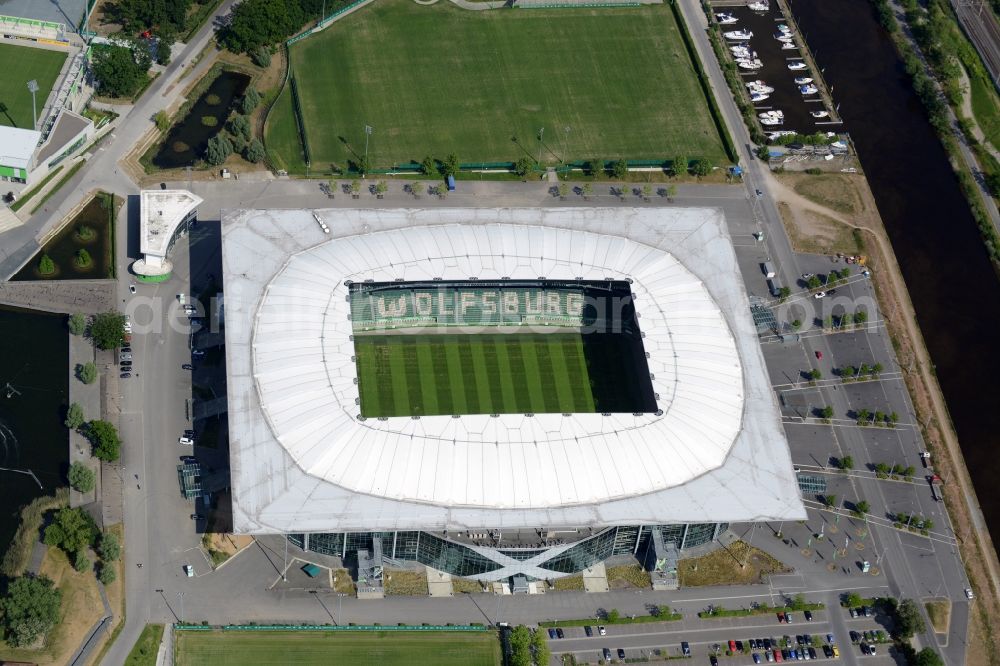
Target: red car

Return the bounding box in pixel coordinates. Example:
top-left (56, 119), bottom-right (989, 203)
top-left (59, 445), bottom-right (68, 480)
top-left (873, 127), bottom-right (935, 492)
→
top-left (815, 350), bottom-right (823, 360)
top-left (729, 640), bottom-right (737, 653)
top-left (774, 649), bottom-right (784, 662)
top-left (777, 612), bottom-right (786, 623)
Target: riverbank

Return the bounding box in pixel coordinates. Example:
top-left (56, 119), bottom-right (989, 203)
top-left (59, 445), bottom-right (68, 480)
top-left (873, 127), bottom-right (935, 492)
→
top-left (771, 169), bottom-right (1000, 664)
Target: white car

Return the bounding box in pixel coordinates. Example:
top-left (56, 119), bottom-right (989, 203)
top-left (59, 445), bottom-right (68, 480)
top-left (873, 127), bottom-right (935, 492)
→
top-left (179, 436), bottom-right (194, 445)
top-left (813, 291), bottom-right (827, 299)
top-left (129, 284), bottom-right (136, 294)
top-left (598, 626), bottom-right (606, 636)
top-left (966, 588), bottom-right (975, 599)
top-left (184, 564), bottom-right (194, 577)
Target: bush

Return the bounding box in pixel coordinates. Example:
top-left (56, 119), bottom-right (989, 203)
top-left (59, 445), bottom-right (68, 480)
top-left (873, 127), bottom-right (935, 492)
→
top-left (205, 134), bottom-right (233, 165)
top-left (100, 531), bottom-right (121, 562)
top-left (241, 88), bottom-right (261, 115)
top-left (515, 156), bottom-right (534, 177)
top-left (692, 157), bottom-right (713, 176)
top-left (74, 248), bottom-right (92, 268)
top-left (43, 507), bottom-right (98, 555)
top-left (76, 362), bottom-right (97, 385)
top-left (65, 402), bottom-right (85, 429)
top-left (228, 113), bottom-right (251, 141)
top-left (68, 313), bottom-right (87, 336)
top-left (91, 43), bottom-right (151, 98)
top-left (672, 155), bottom-right (688, 176)
top-left (68, 462), bottom-right (95, 493)
top-left (588, 158), bottom-right (604, 177)
top-left (251, 45), bottom-right (272, 68)
top-left (421, 156), bottom-right (437, 176)
top-left (98, 564), bottom-right (117, 584)
top-left (90, 312), bottom-right (126, 350)
top-left (38, 253), bottom-right (56, 275)
top-left (85, 420), bottom-right (122, 462)
top-left (73, 550), bottom-right (91, 573)
top-left (156, 39), bottom-right (172, 65)
top-left (200, 115), bottom-right (219, 127)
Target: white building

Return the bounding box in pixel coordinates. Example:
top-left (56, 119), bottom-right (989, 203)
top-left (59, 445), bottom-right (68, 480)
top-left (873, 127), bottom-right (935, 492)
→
top-left (0, 110), bottom-right (94, 187)
top-left (220, 207), bottom-right (805, 581)
top-left (132, 190), bottom-right (204, 279)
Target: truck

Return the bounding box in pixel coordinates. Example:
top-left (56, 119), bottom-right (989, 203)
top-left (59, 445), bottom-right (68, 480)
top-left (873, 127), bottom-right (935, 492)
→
top-left (928, 473), bottom-right (943, 502)
top-left (920, 451), bottom-right (931, 468)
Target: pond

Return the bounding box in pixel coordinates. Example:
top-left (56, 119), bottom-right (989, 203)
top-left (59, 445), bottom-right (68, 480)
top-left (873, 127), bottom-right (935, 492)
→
top-left (12, 193), bottom-right (115, 281)
top-left (0, 306), bottom-right (68, 552)
top-left (151, 70), bottom-right (251, 169)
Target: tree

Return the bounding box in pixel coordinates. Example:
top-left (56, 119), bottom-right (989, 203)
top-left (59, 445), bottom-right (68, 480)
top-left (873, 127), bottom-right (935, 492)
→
top-left (205, 134), bottom-right (233, 165)
top-left (244, 138), bottom-right (266, 163)
top-left (896, 599), bottom-right (926, 638)
top-left (241, 88), bottom-right (261, 115)
top-left (607, 608), bottom-right (621, 623)
top-left (588, 158), bottom-right (604, 177)
top-left (0, 576), bottom-right (62, 647)
top-left (229, 132), bottom-right (247, 155)
top-left (68, 462), bottom-right (95, 493)
top-left (91, 312), bottom-right (126, 350)
top-left (530, 627), bottom-right (550, 666)
top-left (75, 248), bottom-right (92, 268)
top-left (350, 180), bottom-right (361, 196)
top-left (824, 494), bottom-right (837, 508)
top-left (251, 46), bottom-right (272, 68)
top-left (99, 531), bottom-right (121, 562)
top-left (508, 625), bottom-right (532, 666)
top-left (809, 368), bottom-right (821, 380)
top-left (155, 38), bottom-right (172, 65)
top-left (692, 157), bottom-right (713, 177)
top-left (421, 156), bottom-right (437, 176)
top-left (228, 114), bottom-right (251, 142)
top-left (514, 156), bottom-right (534, 178)
top-left (375, 180), bottom-right (388, 197)
top-left (44, 507), bottom-right (97, 555)
top-left (154, 110), bottom-right (170, 131)
top-left (356, 154), bottom-right (371, 176)
top-left (916, 648), bottom-right (944, 666)
top-left (819, 405), bottom-right (834, 420)
top-left (558, 182), bottom-right (569, 199)
top-left (611, 158), bottom-right (628, 179)
top-left (582, 182), bottom-right (593, 199)
top-left (106, 0), bottom-right (192, 35)
top-left (443, 153), bottom-right (459, 177)
top-left (86, 420), bottom-right (122, 462)
top-left (756, 145), bottom-right (772, 161)
top-left (778, 286), bottom-right (791, 300)
top-left (409, 182), bottom-right (422, 197)
top-left (673, 155), bottom-right (688, 176)
top-left (65, 402), bottom-right (85, 429)
top-left (91, 43), bottom-right (151, 98)
top-left (854, 500), bottom-right (870, 515)
top-left (845, 592), bottom-right (863, 608)
top-left (74, 550), bottom-right (91, 573)
top-left (841, 455), bottom-right (854, 470)
top-left (665, 183), bottom-right (677, 201)
top-left (98, 564), bottom-right (117, 585)
top-left (641, 183), bottom-right (652, 200)
top-left (68, 313), bottom-right (87, 336)
top-left (76, 362), bottom-right (97, 385)
top-left (38, 253), bottom-right (56, 275)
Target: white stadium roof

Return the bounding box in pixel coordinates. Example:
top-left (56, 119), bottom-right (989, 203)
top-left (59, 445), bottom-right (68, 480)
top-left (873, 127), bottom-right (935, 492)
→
top-left (223, 207), bottom-right (805, 534)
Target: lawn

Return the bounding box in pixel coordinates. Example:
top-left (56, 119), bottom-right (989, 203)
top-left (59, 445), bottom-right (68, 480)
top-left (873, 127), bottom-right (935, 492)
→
top-left (0, 43), bottom-right (67, 130)
top-left (266, 0), bottom-right (728, 172)
top-left (354, 332), bottom-right (597, 417)
top-left (125, 624), bottom-right (165, 666)
top-left (174, 630), bottom-right (500, 666)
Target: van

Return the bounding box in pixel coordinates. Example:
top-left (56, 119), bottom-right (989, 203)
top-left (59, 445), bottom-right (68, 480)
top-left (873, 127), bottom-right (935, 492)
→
top-left (767, 278), bottom-right (783, 297)
top-left (762, 261), bottom-right (776, 278)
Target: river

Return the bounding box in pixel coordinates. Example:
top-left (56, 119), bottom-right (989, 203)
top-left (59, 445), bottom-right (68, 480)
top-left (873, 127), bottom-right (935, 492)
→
top-left (788, 0), bottom-right (1000, 550)
top-left (0, 306), bottom-right (68, 554)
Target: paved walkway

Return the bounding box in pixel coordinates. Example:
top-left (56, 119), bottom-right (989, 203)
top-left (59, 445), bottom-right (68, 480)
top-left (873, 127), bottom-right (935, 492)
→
top-left (0, 279), bottom-right (116, 314)
top-left (69, 331), bottom-right (101, 509)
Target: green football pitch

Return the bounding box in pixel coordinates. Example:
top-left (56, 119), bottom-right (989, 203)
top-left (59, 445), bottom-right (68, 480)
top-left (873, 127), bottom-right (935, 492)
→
top-left (174, 630), bottom-right (500, 666)
top-left (0, 43), bottom-right (66, 130)
top-left (355, 333), bottom-right (597, 417)
top-left (266, 0), bottom-right (728, 172)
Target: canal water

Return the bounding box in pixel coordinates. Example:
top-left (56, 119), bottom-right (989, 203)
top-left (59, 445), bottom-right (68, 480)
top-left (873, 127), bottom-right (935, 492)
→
top-left (11, 194), bottom-right (114, 281)
top-left (788, 0), bottom-right (1000, 549)
top-left (0, 306), bottom-right (68, 552)
top-left (152, 70), bottom-right (251, 169)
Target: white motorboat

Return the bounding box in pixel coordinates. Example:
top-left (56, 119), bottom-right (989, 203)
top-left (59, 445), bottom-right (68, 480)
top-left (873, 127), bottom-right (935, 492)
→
top-left (776, 33), bottom-right (794, 42)
top-left (748, 0), bottom-right (769, 11)
top-left (746, 80), bottom-right (775, 93)
top-left (724, 29), bottom-right (753, 40)
top-left (759, 110), bottom-right (785, 126)
top-left (716, 12), bottom-right (738, 24)
top-left (794, 77), bottom-right (813, 85)
top-left (738, 58), bottom-right (764, 70)
top-left (730, 45), bottom-right (753, 55)
top-left (750, 91), bottom-right (770, 102)
top-left (787, 61), bottom-right (808, 70)
top-left (760, 115), bottom-right (783, 126)
top-left (811, 110), bottom-right (830, 118)
top-left (776, 24), bottom-right (793, 33)
top-left (766, 130), bottom-right (797, 140)
top-left (781, 41), bottom-right (798, 50)
top-left (800, 84), bottom-right (819, 95)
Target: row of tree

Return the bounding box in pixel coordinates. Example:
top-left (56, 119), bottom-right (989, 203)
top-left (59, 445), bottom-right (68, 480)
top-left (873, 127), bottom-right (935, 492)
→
top-left (507, 625), bottom-right (549, 666)
top-left (219, 0), bottom-right (348, 54)
top-left (205, 89), bottom-right (265, 165)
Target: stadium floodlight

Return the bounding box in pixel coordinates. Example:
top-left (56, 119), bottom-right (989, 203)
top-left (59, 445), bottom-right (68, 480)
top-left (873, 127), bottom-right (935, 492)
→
top-left (363, 124), bottom-right (373, 172)
top-left (27, 79), bottom-right (39, 129)
top-left (537, 127), bottom-right (544, 163)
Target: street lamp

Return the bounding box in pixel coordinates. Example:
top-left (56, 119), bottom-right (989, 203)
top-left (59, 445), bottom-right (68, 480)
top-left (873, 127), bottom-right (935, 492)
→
top-left (177, 592), bottom-right (184, 623)
top-left (363, 124), bottom-right (373, 175)
top-left (537, 127), bottom-right (544, 164)
top-left (27, 80), bottom-right (38, 129)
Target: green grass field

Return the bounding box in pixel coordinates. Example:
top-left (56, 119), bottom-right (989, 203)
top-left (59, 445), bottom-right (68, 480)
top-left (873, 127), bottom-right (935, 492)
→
top-left (266, 0), bottom-right (727, 172)
top-left (0, 43), bottom-right (66, 130)
top-left (355, 333), bottom-right (597, 417)
top-left (174, 630), bottom-right (500, 666)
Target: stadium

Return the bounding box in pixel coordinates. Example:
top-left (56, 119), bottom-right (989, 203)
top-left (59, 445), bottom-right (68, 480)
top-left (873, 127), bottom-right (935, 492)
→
top-left (222, 207), bottom-right (805, 582)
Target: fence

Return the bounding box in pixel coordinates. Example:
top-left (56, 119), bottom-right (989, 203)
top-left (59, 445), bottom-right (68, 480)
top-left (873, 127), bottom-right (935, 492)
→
top-left (287, 0), bottom-right (375, 46)
top-left (175, 623), bottom-right (488, 632)
top-left (289, 74), bottom-right (311, 166)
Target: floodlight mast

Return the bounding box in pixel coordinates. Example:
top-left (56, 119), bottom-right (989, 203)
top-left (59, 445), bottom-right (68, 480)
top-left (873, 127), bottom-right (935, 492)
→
top-left (27, 79), bottom-right (39, 129)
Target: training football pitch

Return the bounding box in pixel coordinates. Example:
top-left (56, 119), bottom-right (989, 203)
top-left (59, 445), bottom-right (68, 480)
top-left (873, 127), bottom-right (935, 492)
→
top-left (266, 0), bottom-right (728, 172)
top-left (355, 333), bottom-right (598, 417)
top-left (174, 630), bottom-right (500, 666)
top-left (0, 43), bottom-right (66, 130)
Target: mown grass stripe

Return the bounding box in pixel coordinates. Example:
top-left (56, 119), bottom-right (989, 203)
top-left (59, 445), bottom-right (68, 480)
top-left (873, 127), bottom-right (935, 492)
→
top-left (511, 336), bottom-right (545, 412)
top-left (546, 335), bottom-right (577, 413)
top-left (456, 339), bottom-right (482, 415)
top-left (443, 339), bottom-right (468, 415)
top-left (491, 336), bottom-right (519, 413)
top-left (468, 339), bottom-right (497, 415)
top-left (528, 337), bottom-right (561, 414)
top-left (414, 340), bottom-right (443, 416)
top-left (386, 338), bottom-right (412, 416)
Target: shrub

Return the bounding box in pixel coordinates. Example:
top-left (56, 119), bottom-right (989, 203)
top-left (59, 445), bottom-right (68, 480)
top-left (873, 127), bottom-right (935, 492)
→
top-left (44, 507), bottom-right (97, 555)
top-left (100, 531), bottom-right (121, 562)
top-left (515, 156), bottom-right (534, 177)
top-left (672, 155), bottom-right (688, 176)
top-left (38, 254), bottom-right (56, 275)
top-left (611, 158), bottom-right (628, 179)
top-left (98, 564), bottom-right (117, 584)
top-left (420, 156), bottom-right (437, 176)
top-left (74, 248), bottom-right (92, 268)
top-left (244, 138), bottom-right (265, 163)
top-left (205, 134), bottom-right (233, 165)
top-left (85, 420), bottom-right (122, 462)
top-left (241, 88), bottom-right (261, 115)
top-left (76, 362), bottom-right (97, 385)
top-left (692, 157), bottom-right (713, 176)
top-left (73, 550), bottom-right (91, 573)
top-left (68, 462), bottom-right (95, 493)
top-left (65, 402), bottom-right (85, 429)
top-left (228, 113), bottom-right (251, 141)
top-left (68, 313), bottom-right (87, 336)
top-left (251, 46), bottom-right (271, 68)
top-left (200, 115), bottom-right (219, 127)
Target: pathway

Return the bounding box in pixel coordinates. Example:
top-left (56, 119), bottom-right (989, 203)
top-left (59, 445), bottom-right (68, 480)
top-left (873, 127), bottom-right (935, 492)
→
top-left (0, 280), bottom-right (116, 314)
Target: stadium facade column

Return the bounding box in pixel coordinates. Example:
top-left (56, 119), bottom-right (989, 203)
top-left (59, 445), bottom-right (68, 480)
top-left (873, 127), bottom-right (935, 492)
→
top-left (633, 526), bottom-right (644, 555)
top-left (303, 533), bottom-right (310, 552)
top-left (679, 524), bottom-right (691, 551)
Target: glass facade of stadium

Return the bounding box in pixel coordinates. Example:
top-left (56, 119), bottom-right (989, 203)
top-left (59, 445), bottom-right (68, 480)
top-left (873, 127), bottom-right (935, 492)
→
top-left (287, 523), bottom-right (727, 581)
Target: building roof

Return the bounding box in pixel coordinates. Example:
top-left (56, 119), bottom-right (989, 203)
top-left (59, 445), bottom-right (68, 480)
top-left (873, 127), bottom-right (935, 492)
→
top-left (223, 207), bottom-right (806, 534)
top-left (0, 126), bottom-right (41, 170)
top-left (36, 109), bottom-right (91, 165)
top-left (139, 190), bottom-right (204, 258)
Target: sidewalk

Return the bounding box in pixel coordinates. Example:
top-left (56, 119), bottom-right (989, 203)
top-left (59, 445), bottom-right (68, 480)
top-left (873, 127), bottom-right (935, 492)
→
top-left (68, 331), bottom-right (100, 509)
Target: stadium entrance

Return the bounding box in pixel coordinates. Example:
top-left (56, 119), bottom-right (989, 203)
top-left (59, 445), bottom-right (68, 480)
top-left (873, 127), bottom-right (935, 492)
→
top-left (348, 280), bottom-right (657, 418)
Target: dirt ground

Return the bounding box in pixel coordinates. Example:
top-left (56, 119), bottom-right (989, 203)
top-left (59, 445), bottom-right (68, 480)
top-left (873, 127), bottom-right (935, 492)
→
top-left (768, 168), bottom-right (1000, 665)
top-left (678, 541), bottom-right (790, 587)
top-left (924, 598), bottom-right (951, 633)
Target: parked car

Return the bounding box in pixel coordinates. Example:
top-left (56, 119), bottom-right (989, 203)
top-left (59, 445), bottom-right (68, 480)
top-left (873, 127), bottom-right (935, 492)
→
top-left (849, 631), bottom-right (860, 643)
top-left (617, 649), bottom-right (626, 660)
top-left (736, 640), bottom-right (744, 652)
top-left (753, 653), bottom-right (762, 664)
top-left (862, 606), bottom-right (871, 617)
top-left (182, 363), bottom-right (193, 370)
top-left (729, 640), bottom-right (737, 653)
top-left (603, 648), bottom-right (612, 661)
top-left (826, 634), bottom-right (834, 645)
top-left (966, 587), bottom-right (975, 599)
top-left (548, 629), bottom-right (556, 639)
top-left (773, 649), bottom-right (783, 663)
top-left (777, 612), bottom-right (786, 623)
top-left (556, 628), bottom-right (564, 639)
top-left (190, 514), bottom-right (204, 520)
top-left (179, 436), bottom-right (194, 445)
top-left (813, 291), bottom-right (827, 299)
top-left (766, 650), bottom-right (774, 662)
top-left (129, 284), bottom-right (136, 294)
top-left (785, 613), bottom-right (794, 623)
top-left (803, 610), bottom-right (812, 622)
top-left (710, 657), bottom-right (718, 666)
top-left (121, 346), bottom-right (132, 353)
top-left (598, 626), bottom-right (606, 636)
top-left (120, 372), bottom-right (131, 378)
top-left (180, 456), bottom-right (196, 463)
top-left (184, 564), bottom-right (194, 577)
top-left (831, 646), bottom-right (839, 658)
top-left (763, 638), bottom-right (772, 650)
top-left (822, 645), bottom-right (832, 658)
top-left (584, 626), bottom-right (593, 637)
top-left (681, 641), bottom-right (691, 656)
top-left (807, 647), bottom-right (817, 660)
